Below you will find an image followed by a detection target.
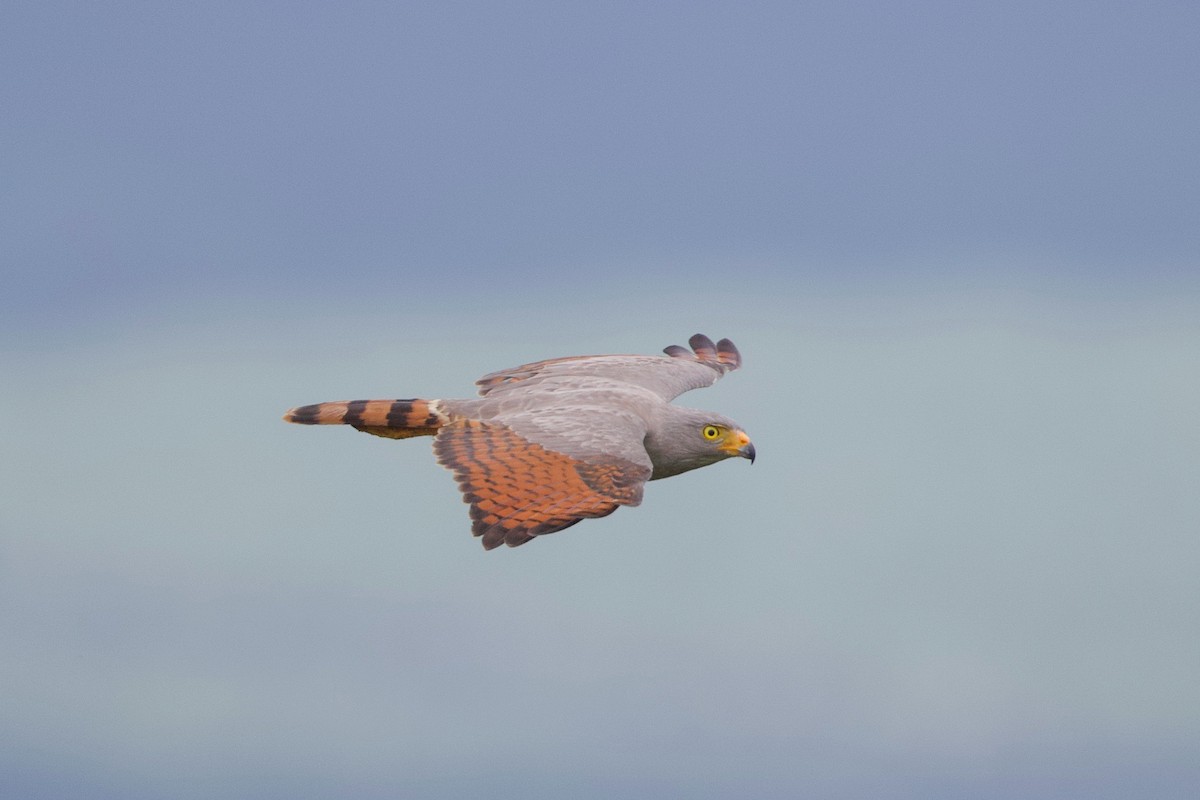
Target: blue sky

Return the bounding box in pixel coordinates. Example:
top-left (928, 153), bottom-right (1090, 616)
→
top-left (2, 3), bottom-right (1199, 798)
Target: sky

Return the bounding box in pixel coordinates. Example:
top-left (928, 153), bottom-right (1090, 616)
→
top-left (2, 2), bottom-right (1199, 798)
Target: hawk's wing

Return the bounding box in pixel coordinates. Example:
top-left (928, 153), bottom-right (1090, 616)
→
top-left (474, 334), bottom-right (741, 403)
top-left (434, 408), bottom-right (652, 549)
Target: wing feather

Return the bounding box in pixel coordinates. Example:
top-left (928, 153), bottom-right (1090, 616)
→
top-left (433, 420), bottom-right (649, 549)
top-left (474, 334), bottom-right (741, 402)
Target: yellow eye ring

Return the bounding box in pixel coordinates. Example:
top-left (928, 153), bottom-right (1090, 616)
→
top-left (702, 425), bottom-right (722, 440)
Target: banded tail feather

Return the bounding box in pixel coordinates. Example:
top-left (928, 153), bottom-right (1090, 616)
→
top-left (282, 398), bottom-right (449, 439)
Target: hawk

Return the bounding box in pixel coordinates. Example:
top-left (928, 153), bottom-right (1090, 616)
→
top-left (283, 334), bottom-right (755, 549)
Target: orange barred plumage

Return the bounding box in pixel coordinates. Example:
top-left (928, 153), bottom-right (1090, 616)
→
top-left (282, 398), bottom-right (448, 439)
top-left (432, 420), bottom-right (640, 549)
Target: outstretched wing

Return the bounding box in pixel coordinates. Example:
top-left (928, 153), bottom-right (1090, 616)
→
top-left (474, 334), bottom-right (741, 402)
top-left (434, 419), bottom-right (651, 549)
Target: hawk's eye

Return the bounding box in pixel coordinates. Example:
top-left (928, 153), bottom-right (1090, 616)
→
top-left (702, 425), bottom-right (722, 440)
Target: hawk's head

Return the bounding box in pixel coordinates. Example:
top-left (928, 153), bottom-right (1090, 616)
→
top-left (645, 408), bottom-right (755, 480)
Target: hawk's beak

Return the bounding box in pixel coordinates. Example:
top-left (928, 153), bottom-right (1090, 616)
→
top-left (721, 430), bottom-right (756, 464)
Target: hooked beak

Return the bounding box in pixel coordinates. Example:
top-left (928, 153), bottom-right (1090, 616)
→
top-left (720, 429), bottom-right (756, 464)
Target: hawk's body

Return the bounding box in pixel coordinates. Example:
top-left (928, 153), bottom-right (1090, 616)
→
top-left (284, 334), bottom-right (754, 549)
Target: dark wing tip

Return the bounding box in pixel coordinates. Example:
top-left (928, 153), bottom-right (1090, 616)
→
top-left (666, 334), bottom-right (741, 371)
top-left (688, 334), bottom-right (717, 357)
top-left (716, 338), bottom-right (741, 369)
top-left (662, 335), bottom-right (734, 374)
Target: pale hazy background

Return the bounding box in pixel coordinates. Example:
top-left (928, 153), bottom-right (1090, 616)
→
top-left (3, 3), bottom-right (1198, 798)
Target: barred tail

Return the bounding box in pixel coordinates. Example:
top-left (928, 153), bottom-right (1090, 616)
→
top-left (283, 398), bottom-right (449, 439)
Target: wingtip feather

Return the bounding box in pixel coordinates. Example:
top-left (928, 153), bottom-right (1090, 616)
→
top-left (688, 333), bottom-right (717, 356)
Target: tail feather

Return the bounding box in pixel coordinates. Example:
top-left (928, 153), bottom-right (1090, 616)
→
top-left (283, 398), bottom-right (448, 439)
